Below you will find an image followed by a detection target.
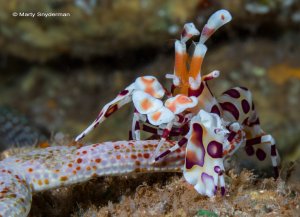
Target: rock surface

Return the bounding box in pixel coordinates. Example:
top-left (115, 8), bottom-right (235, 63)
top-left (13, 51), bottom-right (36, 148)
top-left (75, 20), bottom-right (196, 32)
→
top-left (0, 0), bottom-right (199, 61)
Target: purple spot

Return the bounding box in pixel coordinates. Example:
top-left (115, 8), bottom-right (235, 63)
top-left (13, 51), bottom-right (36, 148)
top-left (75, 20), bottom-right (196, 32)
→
top-left (188, 83), bottom-right (204, 97)
top-left (201, 172), bottom-right (216, 197)
top-left (245, 145), bottom-right (254, 156)
top-left (243, 117), bottom-right (249, 125)
top-left (214, 166), bottom-right (222, 174)
top-left (246, 137), bottom-right (261, 146)
top-left (185, 123), bottom-right (205, 169)
top-left (211, 105), bottom-right (221, 116)
top-left (185, 158), bottom-right (196, 169)
top-left (223, 89), bottom-right (240, 98)
top-left (104, 104), bottom-right (118, 118)
top-left (178, 137), bottom-right (188, 147)
top-left (142, 124), bottom-right (157, 134)
top-left (134, 122), bottom-right (140, 130)
top-left (155, 150), bottom-right (170, 161)
top-left (192, 123), bottom-right (204, 148)
top-left (220, 102), bottom-right (240, 120)
top-left (256, 148), bottom-right (266, 161)
top-left (162, 129), bottom-right (170, 138)
top-left (207, 141), bottom-right (223, 158)
top-left (271, 145), bottom-right (277, 156)
top-left (241, 99), bottom-right (250, 114)
top-left (201, 172), bottom-right (214, 186)
top-left (227, 131), bottom-right (236, 142)
top-left (177, 115), bottom-right (184, 123)
top-left (221, 187), bottom-right (226, 196)
top-left (119, 89), bottom-right (129, 96)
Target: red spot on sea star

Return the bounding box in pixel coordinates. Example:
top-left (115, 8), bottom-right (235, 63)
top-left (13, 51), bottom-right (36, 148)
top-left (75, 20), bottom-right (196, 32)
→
top-left (77, 158), bottom-right (83, 163)
top-left (38, 180), bottom-right (43, 186)
top-left (60, 176), bottom-right (68, 181)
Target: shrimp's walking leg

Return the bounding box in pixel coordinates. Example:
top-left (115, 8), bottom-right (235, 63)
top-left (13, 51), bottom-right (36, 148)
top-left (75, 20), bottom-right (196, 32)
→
top-left (75, 86), bottom-right (134, 141)
top-left (245, 134), bottom-right (280, 178)
top-left (131, 110), bottom-right (145, 140)
top-left (151, 121), bottom-right (174, 161)
top-left (155, 136), bottom-right (188, 161)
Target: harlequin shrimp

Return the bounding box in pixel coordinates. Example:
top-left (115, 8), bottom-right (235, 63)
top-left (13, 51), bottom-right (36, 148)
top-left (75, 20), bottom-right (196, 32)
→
top-left (75, 10), bottom-right (232, 158)
top-left (76, 8), bottom-right (280, 191)
top-left (0, 9), bottom-right (280, 217)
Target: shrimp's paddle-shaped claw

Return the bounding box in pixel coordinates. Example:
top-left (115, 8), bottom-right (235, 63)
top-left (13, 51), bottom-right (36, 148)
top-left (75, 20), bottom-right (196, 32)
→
top-left (183, 110), bottom-right (227, 197)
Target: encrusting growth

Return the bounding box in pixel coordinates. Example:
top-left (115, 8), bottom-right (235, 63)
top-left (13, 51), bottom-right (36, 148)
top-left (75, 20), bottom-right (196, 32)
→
top-left (0, 9), bottom-right (280, 217)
